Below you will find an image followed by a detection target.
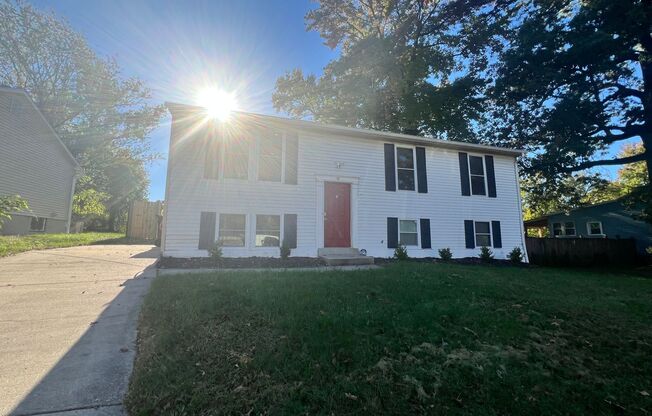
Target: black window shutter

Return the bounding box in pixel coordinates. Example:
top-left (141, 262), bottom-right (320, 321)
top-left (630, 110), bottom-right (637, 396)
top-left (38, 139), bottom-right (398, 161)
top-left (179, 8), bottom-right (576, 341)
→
top-left (459, 152), bottom-right (471, 196)
top-left (491, 221), bottom-right (502, 248)
top-left (420, 218), bottom-right (431, 248)
top-left (485, 155), bottom-right (497, 198)
top-left (464, 220), bottom-right (475, 249)
top-left (284, 131), bottom-right (298, 185)
top-left (204, 139), bottom-right (221, 179)
top-left (416, 147), bottom-right (428, 193)
top-left (283, 214), bottom-right (297, 249)
top-left (387, 217), bottom-right (398, 248)
top-left (384, 144), bottom-right (396, 191)
top-left (198, 212), bottom-right (216, 249)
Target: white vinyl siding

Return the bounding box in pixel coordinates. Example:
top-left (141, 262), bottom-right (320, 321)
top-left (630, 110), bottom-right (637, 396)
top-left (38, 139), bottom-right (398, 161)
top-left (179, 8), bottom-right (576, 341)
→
top-left (163, 113), bottom-right (525, 259)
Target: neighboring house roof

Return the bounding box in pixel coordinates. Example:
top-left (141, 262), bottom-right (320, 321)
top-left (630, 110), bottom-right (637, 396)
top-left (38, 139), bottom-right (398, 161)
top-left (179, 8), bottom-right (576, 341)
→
top-left (0, 86), bottom-right (79, 168)
top-left (523, 197), bottom-right (633, 225)
top-left (166, 102), bottom-right (524, 157)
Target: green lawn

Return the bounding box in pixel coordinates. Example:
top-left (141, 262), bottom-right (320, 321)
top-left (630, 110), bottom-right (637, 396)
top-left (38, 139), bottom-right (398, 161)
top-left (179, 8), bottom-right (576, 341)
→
top-left (127, 263), bottom-right (652, 415)
top-left (0, 232), bottom-right (126, 257)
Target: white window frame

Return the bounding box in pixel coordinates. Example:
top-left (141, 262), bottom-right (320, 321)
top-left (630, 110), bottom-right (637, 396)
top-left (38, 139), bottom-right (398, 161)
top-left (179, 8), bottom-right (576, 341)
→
top-left (395, 146), bottom-right (417, 192)
top-left (254, 214), bottom-right (282, 248)
top-left (467, 153), bottom-right (488, 196)
top-left (30, 217), bottom-right (46, 232)
top-left (399, 219), bottom-right (419, 247)
top-left (217, 214), bottom-right (247, 247)
top-left (586, 221), bottom-right (604, 236)
top-left (474, 221), bottom-right (492, 247)
top-left (256, 130), bottom-right (285, 183)
top-left (552, 221), bottom-right (576, 237)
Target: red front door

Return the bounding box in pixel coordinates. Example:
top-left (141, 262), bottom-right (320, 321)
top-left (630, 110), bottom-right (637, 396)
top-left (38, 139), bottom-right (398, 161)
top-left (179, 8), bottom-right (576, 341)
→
top-left (324, 182), bottom-right (351, 247)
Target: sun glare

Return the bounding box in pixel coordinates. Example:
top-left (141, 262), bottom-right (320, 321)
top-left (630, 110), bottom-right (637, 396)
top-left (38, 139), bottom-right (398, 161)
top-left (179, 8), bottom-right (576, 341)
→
top-left (197, 88), bottom-right (237, 121)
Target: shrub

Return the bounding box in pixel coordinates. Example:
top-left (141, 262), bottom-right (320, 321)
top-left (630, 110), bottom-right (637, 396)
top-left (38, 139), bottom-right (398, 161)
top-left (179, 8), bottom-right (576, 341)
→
top-left (280, 240), bottom-right (291, 260)
top-left (508, 247), bottom-right (523, 264)
top-left (394, 244), bottom-right (409, 261)
top-left (479, 246), bottom-right (494, 263)
top-left (438, 247), bottom-right (453, 261)
top-left (208, 241), bottom-right (223, 264)
top-left (0, 195), bottom-right (28, 229)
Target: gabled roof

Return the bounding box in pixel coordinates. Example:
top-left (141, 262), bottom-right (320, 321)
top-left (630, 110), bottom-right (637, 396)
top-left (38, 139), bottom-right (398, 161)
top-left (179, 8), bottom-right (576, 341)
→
top-left (0, 86), bottom-right (79, 168)
top-left (166, 101), bottom-right (524, 157)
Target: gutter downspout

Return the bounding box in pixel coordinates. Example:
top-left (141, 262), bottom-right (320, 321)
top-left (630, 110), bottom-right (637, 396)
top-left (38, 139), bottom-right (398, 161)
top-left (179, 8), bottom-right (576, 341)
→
top-left (66, 169), bottom-right (80, 233)
top-left (514, 159), bottom-right (529, 263)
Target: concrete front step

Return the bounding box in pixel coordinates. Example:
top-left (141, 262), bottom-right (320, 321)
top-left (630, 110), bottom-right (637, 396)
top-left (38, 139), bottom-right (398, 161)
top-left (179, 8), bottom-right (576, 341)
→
top-left (318, 247), bottom-right (361, 257)
top-left (319, 254), bottom-right (375, 266)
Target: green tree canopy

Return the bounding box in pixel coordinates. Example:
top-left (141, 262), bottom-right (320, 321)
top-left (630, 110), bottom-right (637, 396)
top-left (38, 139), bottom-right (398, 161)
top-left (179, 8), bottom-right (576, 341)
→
top-left (273, 0), bottom-right (497, 140)
top-left (0, 0), bottom-right (164, 230)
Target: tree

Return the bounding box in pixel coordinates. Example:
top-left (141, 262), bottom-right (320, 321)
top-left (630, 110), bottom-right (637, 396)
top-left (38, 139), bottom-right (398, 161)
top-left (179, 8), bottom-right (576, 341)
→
top-left (0, 1), bottom-right (164, 230)
top-left (273, 0), bottom-right (497, 140)
top-left (487, 0), bottom-right (652, 186)
top-left (0, 195), bottom-right (28, 229)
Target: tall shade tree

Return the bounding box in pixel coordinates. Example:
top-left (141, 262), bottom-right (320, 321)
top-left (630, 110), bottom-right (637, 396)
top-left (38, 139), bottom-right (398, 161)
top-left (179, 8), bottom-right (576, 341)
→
top-left (487, 0), bottom-right (652, 184)
top-left (0, 0), bottom-right (164, 230)
top-left (273, 0), bottom-right (499, 140)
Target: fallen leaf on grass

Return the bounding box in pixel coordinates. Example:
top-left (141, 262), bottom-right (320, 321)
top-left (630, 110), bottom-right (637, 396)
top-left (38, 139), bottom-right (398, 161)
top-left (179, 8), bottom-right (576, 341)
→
top-left (640, 391), bottom-right (649, 396)
top-left (345, 393), bottom-right (358, 401)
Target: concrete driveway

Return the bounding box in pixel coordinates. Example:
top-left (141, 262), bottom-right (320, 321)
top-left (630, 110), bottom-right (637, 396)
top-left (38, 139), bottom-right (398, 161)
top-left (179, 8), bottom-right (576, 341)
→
top-left (0, 244), bottom-right (159, 416)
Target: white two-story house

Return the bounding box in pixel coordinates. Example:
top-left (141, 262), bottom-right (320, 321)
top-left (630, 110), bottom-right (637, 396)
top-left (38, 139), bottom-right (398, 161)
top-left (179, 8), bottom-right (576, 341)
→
top-left (161, 102), bottom-right (527, 262)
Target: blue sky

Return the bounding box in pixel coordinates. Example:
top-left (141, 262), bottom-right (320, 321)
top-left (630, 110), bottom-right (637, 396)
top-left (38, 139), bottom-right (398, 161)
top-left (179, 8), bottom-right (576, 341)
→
top-left (31, 0), bottom-right (635, 199)
top-left (32, 0), bottom-right (337, 200)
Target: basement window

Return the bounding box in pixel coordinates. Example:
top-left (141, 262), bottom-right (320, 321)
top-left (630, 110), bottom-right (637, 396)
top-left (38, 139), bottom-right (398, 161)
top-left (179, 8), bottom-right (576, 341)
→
top-left (399, 220), bottom-right (418, 246)
top-left (30, 217), bottom-right (46, 232)
top-left (218, 214), bottom-right (246, 246)
top-left (255, 215), bottom-right (281, 247)
top-left (475, 221), bottom-right (491, 247)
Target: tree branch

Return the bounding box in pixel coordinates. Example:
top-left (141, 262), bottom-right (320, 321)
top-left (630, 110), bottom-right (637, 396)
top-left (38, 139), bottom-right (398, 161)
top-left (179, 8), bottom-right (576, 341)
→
top-left (556, 153), bottom-right (647, 173)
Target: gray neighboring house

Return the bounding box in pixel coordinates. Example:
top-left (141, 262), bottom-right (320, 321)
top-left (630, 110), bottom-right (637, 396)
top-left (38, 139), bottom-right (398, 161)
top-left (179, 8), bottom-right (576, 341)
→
top-left (0, 87), bottom-right (79, 235)
top-left (524, 198), bottom-right (652, 254)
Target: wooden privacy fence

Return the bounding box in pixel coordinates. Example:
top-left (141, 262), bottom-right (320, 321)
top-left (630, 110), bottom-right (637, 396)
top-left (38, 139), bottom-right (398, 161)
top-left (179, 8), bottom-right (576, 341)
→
top-left (525, 237), bottom-right (638, 267)
top-left (127, 200), bottom-right (163, 242)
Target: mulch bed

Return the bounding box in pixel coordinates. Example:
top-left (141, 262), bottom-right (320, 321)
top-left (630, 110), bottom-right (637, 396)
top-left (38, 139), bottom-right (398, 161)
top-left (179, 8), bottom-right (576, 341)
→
top-left (158, 256), bottom-right (326, 269)
top-left (159, 255), bottom-right (529, 270)
top-left (375, 257), bottom-right (529, 267)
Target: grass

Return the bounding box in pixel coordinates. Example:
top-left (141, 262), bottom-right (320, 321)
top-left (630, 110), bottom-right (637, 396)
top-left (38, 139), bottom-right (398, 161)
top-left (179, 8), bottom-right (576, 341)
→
top-left (127, 263), bottom-right (652, 415)
top-left (0, 232), bottom-right (128, 257)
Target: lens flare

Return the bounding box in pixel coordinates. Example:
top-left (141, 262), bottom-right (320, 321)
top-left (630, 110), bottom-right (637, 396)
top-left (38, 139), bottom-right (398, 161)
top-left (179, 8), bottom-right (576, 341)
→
top-left (196, 87), bottom-right (237, 121)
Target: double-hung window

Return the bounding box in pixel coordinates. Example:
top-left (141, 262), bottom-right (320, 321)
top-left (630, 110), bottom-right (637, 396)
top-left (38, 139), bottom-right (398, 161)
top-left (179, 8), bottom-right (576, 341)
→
top-left (468, 155), bottom-right (486, 195)
top-left (474, 221), bottom-right (491, 246)
top-left (255, 215), bottom-right (281, 247)
top-left (396, 147), bottom-right (415, 191)
top-left (399, 220), bottom-right (418, 246)
top-left (224, 138), bottom-right (249, 179)
top-left (258, 131), bottom-right (283, 182)
top-left (218, 214), bottom-right (246, 246)
top-left (552, 221), bottom-right (576, 237)
top-left (587, 221), bottom-right (603, 236)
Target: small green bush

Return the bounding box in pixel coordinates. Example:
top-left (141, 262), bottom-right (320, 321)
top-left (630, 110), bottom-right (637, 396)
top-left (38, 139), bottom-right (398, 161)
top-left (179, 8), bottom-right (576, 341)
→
top-left (280, 240), bottom-right (291, 260)
top-left (208, 241), bottom-right (223, 264)
top-left (394, 244), bottom-right (409, 261)
top-left (479, 246), bottom-right (494, 263)
top-left (438, 247), bottom-right (453, 261)
top-left (508, 247), bottom-right (524, 263)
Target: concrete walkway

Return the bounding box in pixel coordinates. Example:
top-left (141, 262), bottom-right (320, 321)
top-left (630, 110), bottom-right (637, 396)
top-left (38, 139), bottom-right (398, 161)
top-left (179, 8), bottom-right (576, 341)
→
top-left (0, 245), bottom-right (159, 416)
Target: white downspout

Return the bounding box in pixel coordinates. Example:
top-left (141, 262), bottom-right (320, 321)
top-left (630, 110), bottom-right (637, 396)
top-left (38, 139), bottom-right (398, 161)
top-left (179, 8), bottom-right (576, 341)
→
top-left (514, 159), bottom-right (529, 263)
top-left (66, 169), bottom-right (80, 233)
